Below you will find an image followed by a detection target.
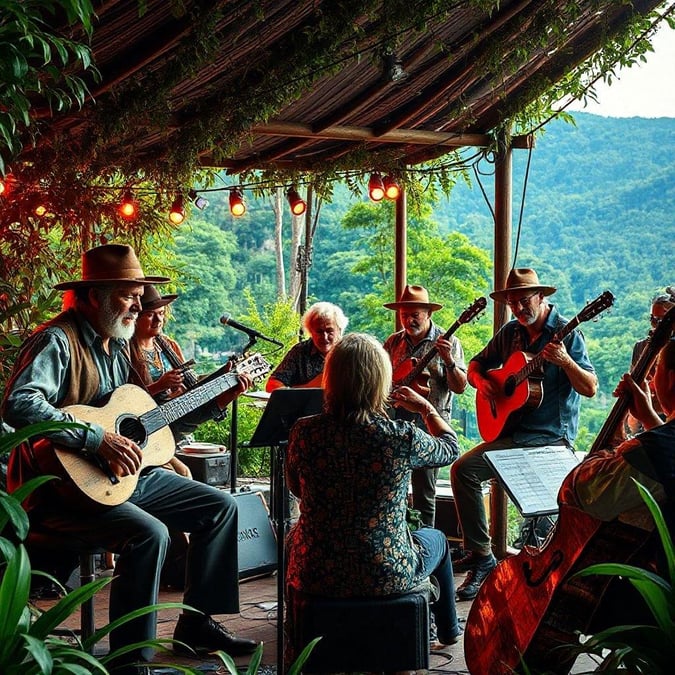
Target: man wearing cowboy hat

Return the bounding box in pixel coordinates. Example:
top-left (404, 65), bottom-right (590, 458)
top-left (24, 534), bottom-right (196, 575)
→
top-left (383, 284), bottom-right (468, 527)
top-left (2, 244), bottom-right (259, 674)
top-left (450, 268), bottom-right (597, 600)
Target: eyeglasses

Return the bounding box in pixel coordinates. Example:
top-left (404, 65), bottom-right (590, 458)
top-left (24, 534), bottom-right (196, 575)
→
top-left (506, 292), bottom-right (538, 309)
top-left (650, 315), bottom-right (663, 327)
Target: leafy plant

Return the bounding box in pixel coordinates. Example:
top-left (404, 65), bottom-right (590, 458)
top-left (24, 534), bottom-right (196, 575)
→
top-left (567, 481), bottom-right (675, 673)
top-left (1, 421), bottom-right (318, 673)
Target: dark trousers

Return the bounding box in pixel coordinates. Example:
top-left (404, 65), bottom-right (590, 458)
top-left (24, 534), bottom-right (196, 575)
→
top-left (31, 468), bottom-right (239, 661)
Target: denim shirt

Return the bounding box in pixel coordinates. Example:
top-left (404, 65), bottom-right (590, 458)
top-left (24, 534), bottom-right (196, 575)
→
top-left (2, 313), bottom-right (129, 453)
top-left (470, 304), bottom-right (595, 445)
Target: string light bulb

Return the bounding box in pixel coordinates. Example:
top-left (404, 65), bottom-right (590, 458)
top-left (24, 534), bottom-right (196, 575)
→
top-left (168, 195), bottom-right (185, 224)
top-left (383, 175), bottom-right (401, 200)
top-left (189, 188), bottom-right (209, 210)
top-left (119, 190), bottom-right (137, 219)
top-left (229, 188), bottom-right (246, 216)
top-left (287, 187), bottom-right (306, 216)
top-left (368, 173), bottom-right (385, 201)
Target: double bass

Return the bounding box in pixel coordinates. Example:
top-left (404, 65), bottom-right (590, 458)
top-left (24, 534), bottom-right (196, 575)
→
top-left (464, 305), bottom-right (675, 675)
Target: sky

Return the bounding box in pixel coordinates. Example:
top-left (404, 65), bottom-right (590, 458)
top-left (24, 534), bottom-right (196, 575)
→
top-left (566, 24), bottom-right (675, 118)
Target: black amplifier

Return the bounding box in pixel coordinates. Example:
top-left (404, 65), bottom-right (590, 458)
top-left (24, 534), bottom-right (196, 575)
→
top-left (234, 490), bottom-right (277, 579)
top-left (175, 444), bottom-right (231, 486)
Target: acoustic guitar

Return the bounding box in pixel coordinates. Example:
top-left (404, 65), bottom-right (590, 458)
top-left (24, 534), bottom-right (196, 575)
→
top-left (33, 352), bottom-right (270, 507)
top-left (392, 296), bottom-right (487, 396)
top-left (464, 305), bottom-right (675, 675)
top-left (476, 290), bottom-right (615, 442)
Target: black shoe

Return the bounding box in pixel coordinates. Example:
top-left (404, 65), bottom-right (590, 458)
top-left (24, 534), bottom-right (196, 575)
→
top-left (173, 614), bottom-right (259, 657)
top-left (453, 550), bottom-right (493, 573)
top-left (456, 555), bottom-right (497, 600)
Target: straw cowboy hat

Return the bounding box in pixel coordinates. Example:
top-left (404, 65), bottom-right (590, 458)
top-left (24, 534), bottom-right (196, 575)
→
top-left (54, 244), bottom-right (170, 290)
top-left (383, 285), bottom-right (443, 311)
top-left (141, 284), bottom-right (178, 311)
top-left (490, 268), bottom-right (556, 302)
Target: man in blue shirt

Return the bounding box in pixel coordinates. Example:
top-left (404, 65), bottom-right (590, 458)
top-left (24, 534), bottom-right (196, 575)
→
top-left (451, 268), bottom-right (597, 599)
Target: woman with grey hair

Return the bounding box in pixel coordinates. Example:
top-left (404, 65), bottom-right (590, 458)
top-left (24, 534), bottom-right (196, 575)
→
top-left (266, 301), bottom-right (348, 391)
top-left (285, 333), bottom-right (462, 657)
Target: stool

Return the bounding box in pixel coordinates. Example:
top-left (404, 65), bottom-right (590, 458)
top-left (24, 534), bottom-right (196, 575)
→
top-left (25, 531), bottom-right (101, 650)
top-left (287, 586), bottom-right (430, 673)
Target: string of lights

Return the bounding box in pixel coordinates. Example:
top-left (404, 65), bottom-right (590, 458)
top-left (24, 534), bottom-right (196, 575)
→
top-left (0, 147), bottom-right (488, 227)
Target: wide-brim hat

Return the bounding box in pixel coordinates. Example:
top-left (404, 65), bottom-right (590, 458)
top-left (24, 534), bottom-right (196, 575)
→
top-left (383, 284), bottom-right (442, 311)
top-left (141, 284), bottom-right (178, 311)
top-left (54, 244), bottom-right (170, 290)
top-left (490, 268), bottom-right (556, 302)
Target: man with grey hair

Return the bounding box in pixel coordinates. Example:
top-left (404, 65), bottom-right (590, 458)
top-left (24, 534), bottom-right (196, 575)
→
top-left (2, 244), bottom-right (259, 674)
top-left (266, 301), bottom-right (348, 391)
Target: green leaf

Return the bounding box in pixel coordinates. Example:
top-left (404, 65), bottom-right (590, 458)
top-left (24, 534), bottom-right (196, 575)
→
top-left (288, 636), bottom-right (322, 675)
top-left (0, 544), bottom-right (31, 661)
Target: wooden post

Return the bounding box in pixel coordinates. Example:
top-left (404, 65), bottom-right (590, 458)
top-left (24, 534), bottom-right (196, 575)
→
top-left (490, 129), bottom-right (513, 559)
top-left (394, 186), bottom-right (407, 331)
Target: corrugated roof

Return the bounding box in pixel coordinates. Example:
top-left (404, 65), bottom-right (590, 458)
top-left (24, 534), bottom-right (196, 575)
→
top-left (20, 0), bottom-right (666, 177)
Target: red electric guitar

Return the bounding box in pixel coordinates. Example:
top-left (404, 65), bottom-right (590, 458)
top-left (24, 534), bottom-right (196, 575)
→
top-left (476, 291), bottom-right (615, 442)
top-left (392, 297), bottom-right (487, 396)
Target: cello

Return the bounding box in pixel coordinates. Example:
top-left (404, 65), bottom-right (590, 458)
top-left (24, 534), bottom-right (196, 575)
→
top-left (464, 305), bottom-right (675, 675)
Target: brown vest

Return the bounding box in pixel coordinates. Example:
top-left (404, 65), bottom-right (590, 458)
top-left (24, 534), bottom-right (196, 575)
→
top-left (5, 310), bottom-right (104, 501)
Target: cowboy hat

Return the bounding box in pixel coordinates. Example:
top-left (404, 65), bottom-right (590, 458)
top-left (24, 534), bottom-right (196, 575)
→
top-left (140, 284), bottom-right (178, 311)
top-left (490, 268), bottom-right (556, 302)
top-left (383, 285), bottom-right (443, 311)
top-left (54, 244), bottom-right (170, 290)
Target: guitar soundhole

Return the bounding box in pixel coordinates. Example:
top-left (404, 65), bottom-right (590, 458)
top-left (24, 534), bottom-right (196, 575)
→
top-left (118, 415), bottom-right (147, 446)
top-left (504, 375), bottom-right (516, 397)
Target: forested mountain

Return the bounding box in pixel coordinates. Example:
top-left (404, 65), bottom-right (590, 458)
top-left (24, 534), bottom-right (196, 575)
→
top-left (170, 112), bottom-right (674, 449)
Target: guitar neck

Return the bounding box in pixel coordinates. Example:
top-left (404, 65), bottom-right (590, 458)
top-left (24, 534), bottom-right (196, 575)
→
top-left (590, 306), bottom-right (675, 454)
top-left (140, 369), bottom-right (239, 432)
top-left (515, 316), bottom-right (581, 385)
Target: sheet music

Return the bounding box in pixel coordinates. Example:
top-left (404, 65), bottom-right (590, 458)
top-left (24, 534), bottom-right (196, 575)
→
top-left (484, 446), bottom-right (580, 517)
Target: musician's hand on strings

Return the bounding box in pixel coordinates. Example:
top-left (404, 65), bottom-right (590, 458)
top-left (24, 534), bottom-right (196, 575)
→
top-left (215, 373), bottom-right (253, 410)
top-left (473, 373), bottom-right (500, 398)
top-left (614, 373), bottom-right (657, 426)
top-left (155, 368), bottom-right (187, 396)
top-left (542, 341), bottom-right (573, 368)
top-left (435, 336), bottom-right (454, 364)
top-left (97, 431), bottom-right (143, 477)
top-left (390, 386), bottom-right (430, 416)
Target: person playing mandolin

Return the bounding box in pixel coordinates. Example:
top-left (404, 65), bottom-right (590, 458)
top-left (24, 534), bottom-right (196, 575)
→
top-left (1, 244), bottom-right (260, 674)
top-left (451, 268), bottom-right (597, 600)
top-left (383, 285), bottom-right (468, 527)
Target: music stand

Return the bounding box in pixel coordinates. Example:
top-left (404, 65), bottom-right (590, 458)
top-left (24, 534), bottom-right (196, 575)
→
top-left (485, 446), bottom-right (580, 547)
top-left (246, 387), bottom-right (323, 675)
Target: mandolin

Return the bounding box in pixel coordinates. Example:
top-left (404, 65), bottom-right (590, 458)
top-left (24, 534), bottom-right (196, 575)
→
top-left (392, 297), bottom-right (486, 396)
top-left (464, 305), bottom-right (675, 675)
top-left (33, 352), bottom-right (270, 507)
top-left (476, 290), bottom-right (614, 442)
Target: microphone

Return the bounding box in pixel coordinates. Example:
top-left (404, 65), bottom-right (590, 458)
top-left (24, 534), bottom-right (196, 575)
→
top-left (220, 313), bottom-right (284, 347)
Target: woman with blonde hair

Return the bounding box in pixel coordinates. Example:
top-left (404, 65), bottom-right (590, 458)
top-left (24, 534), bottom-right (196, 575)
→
top-left (286, 332), bottom-right (461, 649)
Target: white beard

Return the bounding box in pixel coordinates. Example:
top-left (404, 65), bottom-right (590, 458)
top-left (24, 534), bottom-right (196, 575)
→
top-left (99, 294), bottom-right (137, 341)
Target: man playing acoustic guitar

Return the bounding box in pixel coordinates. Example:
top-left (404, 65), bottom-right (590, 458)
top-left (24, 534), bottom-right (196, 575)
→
top-left (383, 285), bottom-right (468, 527)
top-left (451, 268), bottom-right (597, 600)
top-left (2, 244), bottom-right (260, 674)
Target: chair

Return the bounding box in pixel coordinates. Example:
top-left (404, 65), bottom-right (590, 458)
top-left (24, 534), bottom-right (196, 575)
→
top-left (286, 585), bottom-right (430, 673)
top-left (25, 531), bottom-right (103, 650)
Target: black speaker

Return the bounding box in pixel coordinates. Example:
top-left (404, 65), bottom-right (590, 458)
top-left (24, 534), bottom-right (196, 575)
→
top-left (234, 490), bottom-right (277, 580)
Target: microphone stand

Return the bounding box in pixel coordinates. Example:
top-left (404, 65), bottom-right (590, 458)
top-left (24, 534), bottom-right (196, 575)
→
top-left (228, 336), bottom-right (257, 493)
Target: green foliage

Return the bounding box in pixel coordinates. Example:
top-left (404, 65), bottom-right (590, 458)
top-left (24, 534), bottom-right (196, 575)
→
top-left (0, 0), bottom-right (98, 173)
top-left (565, 482), bottom-right (675, 672)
